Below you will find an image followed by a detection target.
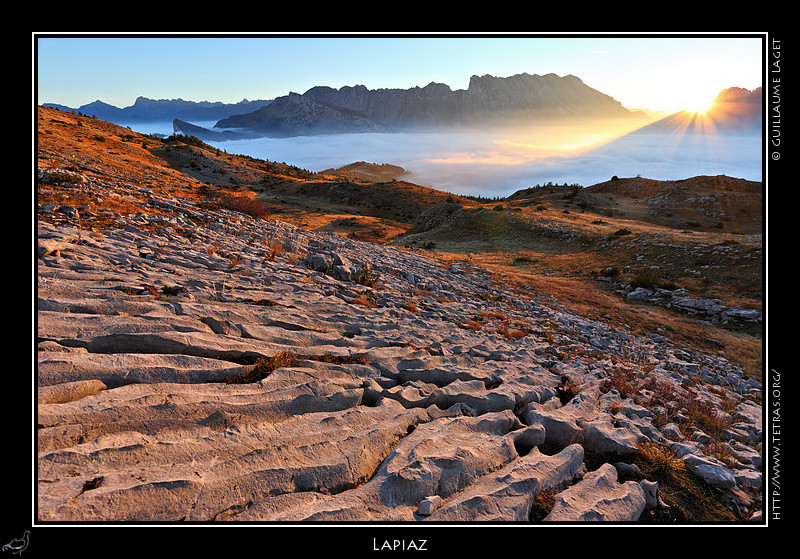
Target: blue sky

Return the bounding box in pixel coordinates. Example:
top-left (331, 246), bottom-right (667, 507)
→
top-left (35, 33), bottom-right (764, 114)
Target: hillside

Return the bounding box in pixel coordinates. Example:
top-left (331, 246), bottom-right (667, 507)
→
top-left (37, 105), bottom-right (469, 241)
top-left (35, 106), bottom-right (764, 528)
top-left (37, 104), bottom-right (763, 374)
top-left (397, 176), bottom-right (762, 364)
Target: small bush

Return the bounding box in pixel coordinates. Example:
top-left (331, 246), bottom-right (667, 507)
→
top-left (637, 442), bottom-right (689, 485)
top-left (217, 194), bottom-right (270, 219)
top-left (224, 351), bottom-right (296, 384)
top-left (48, 171), bottom-right (84, 185)
top-left (352, 293), bottom-right (377, 308)
top-left (354, 262), bottom-right (380, 287)
top-left (681, 395), bottom-right (733, 438)
top-left (557, 376), bottom-right (582, 404)
top-left (529, 489), bottom-right (556, 521)
top-left (600, 368), bottom-right (637, 399)
top-left (630, 269), bottom-right (678, 291)
top-left (497, 324), bottom-right (528, 340)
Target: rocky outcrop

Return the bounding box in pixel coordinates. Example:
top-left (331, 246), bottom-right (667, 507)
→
top-left (36, 168), bottom-right (764, 523)
top-left (624, 286), bottom-right (762, 324)
top-left (214, 91), bottom-right (389, 136)
top-left (544, 463), bottom-right (647, 521)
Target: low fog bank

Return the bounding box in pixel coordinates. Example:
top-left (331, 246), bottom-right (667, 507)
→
top-left (130, 121), bottom-right (762, 198)
top-left (214, 130), bottom-right (762, 198)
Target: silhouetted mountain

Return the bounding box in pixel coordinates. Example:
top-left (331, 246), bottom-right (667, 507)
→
top-left (214, 91), bottom-right (390, 136)
top-left (43, 97), bottom-right (273, 124)
top-left (213, 73), bottom-right (649, 137)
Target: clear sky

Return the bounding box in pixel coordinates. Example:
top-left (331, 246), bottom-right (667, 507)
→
top-left (34, 33), bottom-right (764, 114)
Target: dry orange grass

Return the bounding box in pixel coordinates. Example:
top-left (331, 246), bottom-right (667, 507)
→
top-left (216, 192), bottom-right (272, 219)
top-left (352, 294), bottom-right (377, 308)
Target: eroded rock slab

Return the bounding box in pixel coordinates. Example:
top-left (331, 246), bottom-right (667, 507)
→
top-left (544, 463), bottom-right (647, 522)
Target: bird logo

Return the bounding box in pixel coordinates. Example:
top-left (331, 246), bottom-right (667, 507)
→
top-left (2, 531), bottom-right (29, 555)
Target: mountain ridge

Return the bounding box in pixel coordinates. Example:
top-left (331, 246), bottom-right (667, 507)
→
top-left (47, 71), bottom-right (654, 140)
top-left (43, 96), bottom-right (273, 125)
top-left (214, 72), bottom-right (649, 136)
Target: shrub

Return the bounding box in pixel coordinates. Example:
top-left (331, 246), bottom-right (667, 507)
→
top-left (600, 368), bottom-right (637, 399)
top-left (354, 262), bottom-right (380, 287)
top-left (630, 269), bottom-right (678, 291)
top-left (681, 395), bottom-right (733, 438)
top-left (352, 293), bottom-right (377, 308)
top-left (217, 194), bottom-right (270, 219)
top-left (224, 351), bottom-right (296, 383)
top-left (557, 376), bottom-right (582, 404)
top-left (637, 442), bottom-right (689, 485)
top-left (48, 171), bottom-right (84, 185)
top-left (529, 489), bottom-right (556, 521)
top-left (497, 324), bottom-right (528, 340)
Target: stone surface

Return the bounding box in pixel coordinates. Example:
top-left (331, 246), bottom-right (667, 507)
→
top-left (35, 175), bottom-right (764, 523)
top-left (544, 463), bottom-right (647, 521)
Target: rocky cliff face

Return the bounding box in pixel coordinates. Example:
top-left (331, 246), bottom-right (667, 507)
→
top-left (215, 91), bottom-right (390, 135)
top-left (215, 73), bottom-right (644, 135)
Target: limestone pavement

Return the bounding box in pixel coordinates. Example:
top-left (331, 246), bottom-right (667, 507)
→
top-left (36, 171), bottom-right (764, 523)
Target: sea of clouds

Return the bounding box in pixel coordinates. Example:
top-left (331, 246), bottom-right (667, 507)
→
top-left (131, 121), bottom-right (763, 198)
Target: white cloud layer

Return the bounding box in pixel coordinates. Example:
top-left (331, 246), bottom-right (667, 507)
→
top-left (132, 121), bottom-right (762, 199)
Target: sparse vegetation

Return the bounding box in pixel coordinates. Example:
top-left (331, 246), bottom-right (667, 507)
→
top-left (556, 376), bottom-right (582, 404)
top-left (352, 293), bottom-right (377, 308)
top-left (216, 193), bottom-right (271, 219)
top-left (224, 351), bottom-right (297, 384)
top-left (630, 269), bottom-right (679, 291)
top-left (354, 262), bottom-right (380, 287)
top-left (637, 442), bottom-right (689, 485)
top-left (529, 488), bottom-right (556, 521)
top-left (46, 171), bottom-right (84, 185)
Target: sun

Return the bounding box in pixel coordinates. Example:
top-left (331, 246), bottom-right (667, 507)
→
top-left (685, 95), bottom-right (716, 115)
